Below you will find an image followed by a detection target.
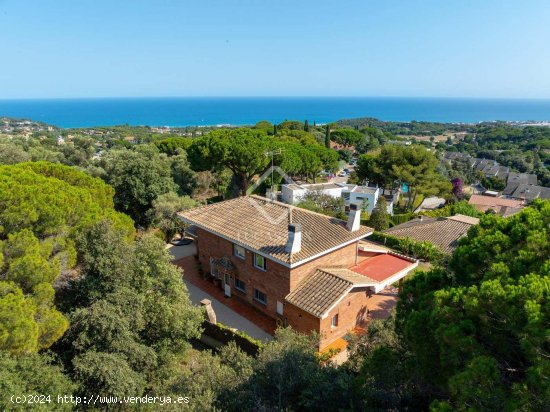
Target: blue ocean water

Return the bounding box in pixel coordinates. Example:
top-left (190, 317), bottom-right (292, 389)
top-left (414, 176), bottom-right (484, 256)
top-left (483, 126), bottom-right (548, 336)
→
top-left (0, 97), bottom-right (549, 128)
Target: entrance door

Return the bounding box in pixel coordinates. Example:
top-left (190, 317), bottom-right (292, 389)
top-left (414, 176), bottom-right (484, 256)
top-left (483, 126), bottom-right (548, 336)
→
top-left (224, 273), bottom-right (231, 297)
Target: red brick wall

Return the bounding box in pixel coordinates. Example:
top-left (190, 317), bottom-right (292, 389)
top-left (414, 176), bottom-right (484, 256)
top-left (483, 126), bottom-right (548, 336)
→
top-left (319, 287), bottom-right (370, 350)
top-left (284, 303), bottom-right (321, 336)
top-left (195, 228), bottom-right (361, 328)
top-left (289, 242), bottom-right (359, 290)
top-left (284, 287), bottom-right (372, 351)
top-left (195, 228), bottom-right (292, 319)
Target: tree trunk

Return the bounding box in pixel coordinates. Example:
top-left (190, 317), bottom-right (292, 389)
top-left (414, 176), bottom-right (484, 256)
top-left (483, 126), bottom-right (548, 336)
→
top-left (409, 190), bottom-right (418, 211)
top-left (240, 173), bottom-right (248, 196)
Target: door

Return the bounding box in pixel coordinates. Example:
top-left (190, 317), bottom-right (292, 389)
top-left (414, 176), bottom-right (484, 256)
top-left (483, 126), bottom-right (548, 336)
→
top-left (224, 273), bottom-right (231, 297)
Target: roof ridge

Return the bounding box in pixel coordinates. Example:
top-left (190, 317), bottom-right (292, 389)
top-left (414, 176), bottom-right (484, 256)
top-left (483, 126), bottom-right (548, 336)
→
top-left (387, 251), bottom-right (418, 263)
top-left (249, 195), bottom-right (356, 226)
top-left (315, 268), bottom-right (354, 286)
top-left (388, 218), bottom-right (444, 231)
top-left (320, 267), bottom-right (379, 284)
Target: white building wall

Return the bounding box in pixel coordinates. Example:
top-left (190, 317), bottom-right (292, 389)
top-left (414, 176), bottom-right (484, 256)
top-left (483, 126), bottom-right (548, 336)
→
top-left (281, 185), bottom-right (307, 204)
top-left (282, 184), bottom-right (395, 215)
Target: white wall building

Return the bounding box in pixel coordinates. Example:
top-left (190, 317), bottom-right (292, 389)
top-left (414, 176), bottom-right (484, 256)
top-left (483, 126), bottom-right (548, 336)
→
top-left (281, 182), bottom-right (396, 215)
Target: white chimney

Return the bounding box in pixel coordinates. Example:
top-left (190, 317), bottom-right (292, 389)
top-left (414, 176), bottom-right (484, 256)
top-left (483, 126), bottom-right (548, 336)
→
top-left (285, 223), bottom-right (302, 254)
top-left (347, 203), bottom-right (361, 232)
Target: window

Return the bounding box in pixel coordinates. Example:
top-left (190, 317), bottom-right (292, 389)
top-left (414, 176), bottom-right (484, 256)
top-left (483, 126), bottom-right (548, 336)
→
top-left (331, 314), bottom-right (339, 328)
top-left (277, 301), bottom-right (284, 315)
top-left (254, 253), bottom-right (267, 271)
top-left (254, 288), bottom-right (267, 305)
top-left (234, 277), bottom-right (246, 292)
top-left (234, 244), bottom-right (245, 259)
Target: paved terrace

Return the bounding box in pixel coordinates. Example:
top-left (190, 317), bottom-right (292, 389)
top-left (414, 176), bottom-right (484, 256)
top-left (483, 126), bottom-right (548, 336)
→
top-left (168, 243), bottom-right (273, 341)
top-left (173, 254), bottom-right (277, 339)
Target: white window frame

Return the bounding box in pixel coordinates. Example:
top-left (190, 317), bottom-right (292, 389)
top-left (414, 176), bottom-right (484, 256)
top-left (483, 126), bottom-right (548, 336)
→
top-left (254, 253), bottom-right (267, 271)
top-left (234, 244), bottom-right (246, 260)
top-left (254, 288), bottom-right (267, 305)
top-left (276, 301), bottom-right (284, 315)
top-left (234, 277), bottom-right (246, 292)
top-left (331, 314), bottom-right (339, 328)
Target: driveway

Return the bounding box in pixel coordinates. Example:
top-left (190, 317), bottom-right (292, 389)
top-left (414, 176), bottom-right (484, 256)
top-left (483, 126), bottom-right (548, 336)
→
top-left (166, 240), bottom-right (196, 260)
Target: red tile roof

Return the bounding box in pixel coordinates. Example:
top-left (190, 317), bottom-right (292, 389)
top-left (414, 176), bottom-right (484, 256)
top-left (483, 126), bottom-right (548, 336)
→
top-left (350, 253), bottom-right (416, 282)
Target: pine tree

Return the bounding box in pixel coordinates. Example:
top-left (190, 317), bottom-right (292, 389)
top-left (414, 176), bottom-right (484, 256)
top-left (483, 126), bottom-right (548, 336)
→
top-left (325, 124), bottom-right (331, 148)
top-left (304, 119), bottom-right (309, 132)
top-left (369, 197), bottom-right (390, 231)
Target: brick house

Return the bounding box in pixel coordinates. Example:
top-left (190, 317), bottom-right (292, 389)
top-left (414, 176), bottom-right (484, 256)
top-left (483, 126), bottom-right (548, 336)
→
top-left (179, 195), bottom-right (417, 350)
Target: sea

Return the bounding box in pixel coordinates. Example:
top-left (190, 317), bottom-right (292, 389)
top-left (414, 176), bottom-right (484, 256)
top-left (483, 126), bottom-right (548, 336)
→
top-left (1, 97), bottom-right (550, 128)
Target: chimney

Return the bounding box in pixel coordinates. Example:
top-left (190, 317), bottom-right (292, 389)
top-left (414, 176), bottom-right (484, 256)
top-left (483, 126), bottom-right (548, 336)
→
top-left (200, 299), bottom-right (217, 324)
top-left (285, 223), bottom-right (302, 254)
top-left (347, 203), bottom-right (361, 232)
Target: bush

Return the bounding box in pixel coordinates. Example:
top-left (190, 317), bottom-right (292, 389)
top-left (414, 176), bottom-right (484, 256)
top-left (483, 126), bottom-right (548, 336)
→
top-left (368, 232), bottom-right (445, 262)
top-left (391, 213), bottom-right (414, 226)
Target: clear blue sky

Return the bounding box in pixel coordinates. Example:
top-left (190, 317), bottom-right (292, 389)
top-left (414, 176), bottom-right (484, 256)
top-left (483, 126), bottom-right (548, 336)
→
top-left (1, 0), bottom-right (549, 99)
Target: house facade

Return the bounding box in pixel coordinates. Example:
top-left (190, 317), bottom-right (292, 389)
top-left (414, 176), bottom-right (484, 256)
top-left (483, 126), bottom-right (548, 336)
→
top-left (281, 182), bottom-right (397, 215)
top-left (179, 196), bottom-right (417, 350)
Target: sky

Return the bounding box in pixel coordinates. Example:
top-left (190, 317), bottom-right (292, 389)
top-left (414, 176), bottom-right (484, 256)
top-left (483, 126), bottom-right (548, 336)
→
top-left (1, 0), bottom-right (550, 99)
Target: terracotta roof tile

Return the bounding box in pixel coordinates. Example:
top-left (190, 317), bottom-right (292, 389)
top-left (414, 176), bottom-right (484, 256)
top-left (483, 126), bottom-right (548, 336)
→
top-left (469, 194), bottom-right (523, 208)
top-left (384, 216), bottom-right (477, 254)
top-left (178, 195), bottom-right (372, 266)
top-left (447, 214), bottom-right (480, 225)
top-left (285, 268), bottom-right (376, 318)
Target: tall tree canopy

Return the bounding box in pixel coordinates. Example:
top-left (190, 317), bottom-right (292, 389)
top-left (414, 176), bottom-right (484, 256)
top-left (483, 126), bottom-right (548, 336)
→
top-left (147, 192), bottom-right (198, 242)
top-left (0, 352), bottom-right (75, 411)
top-left (356, 145), bottom-right (451, 209)
top-left (187, 128), bottom-right (271, 196)
top-left (188, 128), bottom-right (339, 194)
top-left (58, 221), bottom-right (203, 399)
top-left (101, 147), bottom-right (177, 224)
top-left (331, 128), bottom-right (364, 148)
top-left (352, 201), bottom-right (549, 411)
top-left (0, 162), bottom-right (133, 355)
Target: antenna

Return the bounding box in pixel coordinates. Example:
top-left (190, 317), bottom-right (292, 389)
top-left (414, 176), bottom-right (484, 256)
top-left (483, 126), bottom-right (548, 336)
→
top-left (264, 148), bottom-right (283, 200)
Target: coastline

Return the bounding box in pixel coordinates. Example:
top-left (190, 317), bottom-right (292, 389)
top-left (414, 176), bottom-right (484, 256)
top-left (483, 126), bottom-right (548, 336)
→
top-left (2, 96), bottom-right (550, 128)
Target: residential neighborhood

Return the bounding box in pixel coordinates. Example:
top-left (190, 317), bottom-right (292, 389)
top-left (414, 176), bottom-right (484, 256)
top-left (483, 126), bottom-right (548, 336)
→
top-left (1, 1), bottom-right (549, 406)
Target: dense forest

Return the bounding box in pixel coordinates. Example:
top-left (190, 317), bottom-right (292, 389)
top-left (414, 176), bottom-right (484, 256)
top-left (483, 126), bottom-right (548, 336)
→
top-left (0, 117), bottom-right (548, 410)
top-left (335, 117), bottom-right (467, 136)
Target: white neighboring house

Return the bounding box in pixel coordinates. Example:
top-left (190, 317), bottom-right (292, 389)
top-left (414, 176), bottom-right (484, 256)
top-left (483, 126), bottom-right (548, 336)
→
top-left (281, 182), bottom-right (396, 215)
